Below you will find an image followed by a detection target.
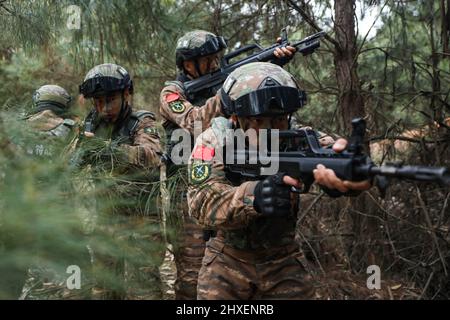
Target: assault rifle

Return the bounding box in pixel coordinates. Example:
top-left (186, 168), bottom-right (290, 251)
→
top-left (226, 118), bottom-right (450, 193)
top-left (183, 28), bottom-right (326, 101)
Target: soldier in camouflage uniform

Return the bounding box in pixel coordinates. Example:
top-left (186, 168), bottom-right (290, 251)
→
top-left (76, 63), bottom-right (164, 299)
top-left (187, 62), bottom-right (371, 300)
top-left (160, 30), bottom-right (296, 299)
top-left (18, 85), bottom-right (82, 299)
top-left (25, 85), bottom-right (77, 156)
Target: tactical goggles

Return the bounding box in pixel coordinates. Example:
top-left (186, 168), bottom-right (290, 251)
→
top-left (180, 36), bottom-right (227, 60)
top-left (79, 76), bottom-right (129, 98)
top-left (221, 86), bottom-right (307, 117)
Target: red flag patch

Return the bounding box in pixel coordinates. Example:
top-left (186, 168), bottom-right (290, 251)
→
top-left (165, 92), bottom-right (180, 103)
top-left (192, 145), bottom-right (215, 161)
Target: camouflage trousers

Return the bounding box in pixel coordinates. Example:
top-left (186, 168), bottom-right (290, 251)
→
top-left (197, 238), bottom-right (315, 300)
top-left (170, 200), bottom-right (206, 300)
top-left (90, 214), bottom-right (166, 300)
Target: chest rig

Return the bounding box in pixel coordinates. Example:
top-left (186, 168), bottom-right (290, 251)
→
top-left (84, 108), bottom-right (155, 143)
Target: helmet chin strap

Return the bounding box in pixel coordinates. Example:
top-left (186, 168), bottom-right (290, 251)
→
top-left (120, 90), bottom-right (128, 113)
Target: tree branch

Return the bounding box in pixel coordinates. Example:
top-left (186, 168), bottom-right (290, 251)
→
top-left (285, 0), bottom-right (341, 50)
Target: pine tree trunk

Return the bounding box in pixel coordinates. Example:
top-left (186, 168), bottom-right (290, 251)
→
top-left (333, 0), bottom-right (365, 135)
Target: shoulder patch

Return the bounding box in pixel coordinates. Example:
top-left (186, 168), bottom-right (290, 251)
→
top-left (170, 101), bottom-right (186, 113)
top-left (190, 161), bottom-right (211, 184)
top-left (165, 92), bottom-right (180, 103)
top-left (192, 145), bottom-right (215, 161)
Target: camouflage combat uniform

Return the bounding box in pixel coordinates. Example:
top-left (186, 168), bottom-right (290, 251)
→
top-left (26, 85), bottom-right (77, 156)
top-left (20, 85), bottom-right (86, 299)
top-left (76, 64), bottom-right (164, 300)
top-left (159, 30), bottom-right (225, 300)
top-left (187, 62), bottom-right (321, 300)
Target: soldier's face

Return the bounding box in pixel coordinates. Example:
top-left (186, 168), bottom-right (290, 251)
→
top-left (238, 115), bottom-right (289, 131)
top-left (184, 52), bottom-right (220, 78)
top-left (93, 90), bottom-right (128, 123)
top-left (198, 53), bottom-right (220, 74)
top-left (237, 115), bottom-right (289, 146)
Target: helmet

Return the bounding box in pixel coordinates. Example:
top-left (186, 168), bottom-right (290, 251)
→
top-left (79, 63), bottom-right (133, 98)
top-left (32, 85), bottom-right (72, 110)
top-left (220, 62), bottom-right (307, 117)
top-left (175, 30), bottom-right (227, 69)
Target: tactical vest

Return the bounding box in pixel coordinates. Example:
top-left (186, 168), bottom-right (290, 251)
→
top-left (84, 108), bottom-right (155, 144)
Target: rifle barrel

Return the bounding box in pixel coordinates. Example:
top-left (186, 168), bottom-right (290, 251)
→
top-left (367, 165), bottom-right (450, 185)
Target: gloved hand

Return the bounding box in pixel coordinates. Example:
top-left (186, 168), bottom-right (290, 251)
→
top-left (253, 172), bottom-right (292, 217)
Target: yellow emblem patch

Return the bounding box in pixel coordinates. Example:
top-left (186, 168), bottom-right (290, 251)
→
top-left (170, 101), bottom-right (186, 113)
top-left (190, 162), bottom-right (211, 184)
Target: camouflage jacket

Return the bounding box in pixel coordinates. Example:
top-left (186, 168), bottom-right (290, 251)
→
top-left (27, 109), bottom-right (76, 138)
top-left (159, 76), bottom-right (223, 136)
top-left (159, 75), bottom-right (224, 183)
top-left (187, 117), bottom-right (337, 250)
top-left (26, 109), bottom-right (77, 157)
top-left (187, 117), bottom-right (294, 250)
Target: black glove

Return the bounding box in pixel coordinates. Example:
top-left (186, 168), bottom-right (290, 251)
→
top-left (253, 172), bottom-right (292, 216)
